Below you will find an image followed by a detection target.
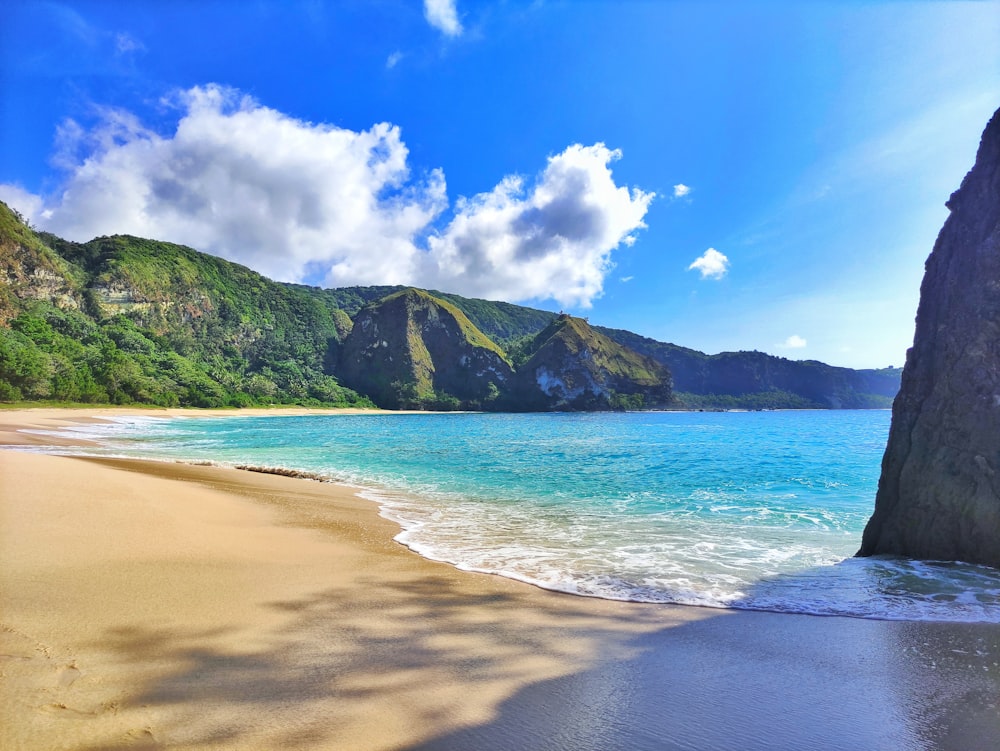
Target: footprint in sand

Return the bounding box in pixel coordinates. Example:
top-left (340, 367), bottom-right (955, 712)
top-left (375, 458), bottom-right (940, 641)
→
top-left (123, 727), bottom-right (157, 743)
top-left (56, 662), bottom-right (82, 687)
top-left (40, 702), bottom-right (92, 716)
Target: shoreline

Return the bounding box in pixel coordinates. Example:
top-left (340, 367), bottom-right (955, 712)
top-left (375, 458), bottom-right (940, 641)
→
top-left (2, 408), bottom-right (999, 749)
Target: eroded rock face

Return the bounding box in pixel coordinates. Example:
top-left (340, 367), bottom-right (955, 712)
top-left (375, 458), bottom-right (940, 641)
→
top-left (337, 288), bottom-right (514, 408)
top-left (515, 314), bottom-right (673, 410)
top-left (858, 107), bottom-right (1000, 567)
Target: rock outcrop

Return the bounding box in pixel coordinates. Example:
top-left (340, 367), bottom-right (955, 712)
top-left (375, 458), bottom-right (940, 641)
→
top-left (337, 288), bottom-right (514, 409)
top-left (858, 107), bottom-right (1000, 567)
top-left (513, 314), bottom-right (673, 410)
top-left (0, 206), bottom-right (83, 323)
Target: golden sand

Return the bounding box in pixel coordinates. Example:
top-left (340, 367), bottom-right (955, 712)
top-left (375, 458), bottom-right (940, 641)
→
top-left (1, 408), bottom-right (997, 750)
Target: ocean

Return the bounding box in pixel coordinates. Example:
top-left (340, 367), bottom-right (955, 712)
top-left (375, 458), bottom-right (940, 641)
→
top-left (32, 409), bottom-right (1000, 623)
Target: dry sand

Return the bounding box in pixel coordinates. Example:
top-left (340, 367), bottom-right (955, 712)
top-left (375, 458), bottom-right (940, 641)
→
top-left (1, 408), bottom-right (999, 750)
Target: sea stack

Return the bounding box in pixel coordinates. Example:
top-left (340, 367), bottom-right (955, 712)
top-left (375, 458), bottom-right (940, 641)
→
top-left (858, 107), bottom-right (1000, 567)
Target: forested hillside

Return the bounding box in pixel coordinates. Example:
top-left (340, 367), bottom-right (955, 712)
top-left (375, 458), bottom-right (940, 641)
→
top-left (1, 203), bottom-right (369, 407)
top-left (595, 327), bottom-right (900, 409)
top-left (0, 201), bottom-right (900, 410)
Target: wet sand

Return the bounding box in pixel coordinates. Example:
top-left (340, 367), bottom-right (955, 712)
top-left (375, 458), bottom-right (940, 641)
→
top-left (1, 408), bottom-right (998, 750)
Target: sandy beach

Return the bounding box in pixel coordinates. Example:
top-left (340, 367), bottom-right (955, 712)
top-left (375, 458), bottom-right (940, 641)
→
top-left (1, 408), bottom-right (999, 750)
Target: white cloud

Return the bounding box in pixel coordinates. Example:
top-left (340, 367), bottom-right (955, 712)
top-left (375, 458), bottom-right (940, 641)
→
top-left (424, 0), bottom-right (463, 37)
top-left (386, 51), bottom-right (403, 69)
top-left (4, 85), bottom-right (653, 309)
top-left (620, 275), bottom-right (634, 283)
top-left (115, 32), bottom-right (144, 55)
top-left (0, 184), bottom-right (44, 225)
top-left (16, 85), bottom-right (445, 287)
top-left (673, 183), bottom-right (690, 198)
top-left (687, 247), bottom-right (729, 280)
top-left (423, 143), bottom-right (654, 307)
top-left (780, 335), bottom-right (808, 349)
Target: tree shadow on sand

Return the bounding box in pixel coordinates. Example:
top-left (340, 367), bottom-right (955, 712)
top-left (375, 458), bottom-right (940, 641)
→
top-left (406, 564), bottom-right (1000, 751)
top-left (81, 564), bottom-right (1000, 751)
top-left (78, 572), bottom-right (660, 750)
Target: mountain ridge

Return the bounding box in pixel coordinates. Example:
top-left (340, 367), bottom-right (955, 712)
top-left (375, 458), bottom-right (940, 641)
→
top-left (336, 288), bottom-right (514, 410)
top-left (0, 201), bottom-right (900, 410)
top-left (511, 314), bottom-right (673, 410)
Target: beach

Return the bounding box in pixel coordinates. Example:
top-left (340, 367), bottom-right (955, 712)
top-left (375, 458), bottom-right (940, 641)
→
top-left (2, 409), bottom-right (999, 750)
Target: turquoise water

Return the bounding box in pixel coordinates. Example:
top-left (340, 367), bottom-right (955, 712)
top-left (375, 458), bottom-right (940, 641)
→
top-left (33, 410), bottom-right (1000, 622)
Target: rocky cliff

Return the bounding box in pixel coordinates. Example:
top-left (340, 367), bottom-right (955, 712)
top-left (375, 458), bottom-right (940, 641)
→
top-left (858, 107), bottom-right (1000, 567)
top-left (0, 208), bottom-right (84, 324)
top-left (337, 288), bottom-right (514, 409)
top-left (0, 208), bottom-right (371, 407)
top-left (513, 314), bottom-right (672, 410)
top-left (287, 283), bottom-right (902, 409)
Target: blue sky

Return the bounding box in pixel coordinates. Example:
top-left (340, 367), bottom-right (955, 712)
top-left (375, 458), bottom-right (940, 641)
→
top-left (1, 1), bottom-right (997, 368)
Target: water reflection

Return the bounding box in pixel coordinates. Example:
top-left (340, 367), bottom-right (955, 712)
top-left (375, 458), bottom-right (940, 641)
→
top-left (732, 556), bottom-right (1000, 622)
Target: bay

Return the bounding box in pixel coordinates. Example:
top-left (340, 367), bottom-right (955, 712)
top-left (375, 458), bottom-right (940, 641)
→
top-left (41, 410), bottom-right (1000, 622)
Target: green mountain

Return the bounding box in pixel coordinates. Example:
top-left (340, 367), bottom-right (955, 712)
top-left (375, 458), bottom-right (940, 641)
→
top-left (318, 284), bottom-right (557, 351)
top-left (323, 287), bottom-right (899, 409)
top-left (0, 203), bottom-right (370, 407)
top-left (594, 326), bottom-right (900, 409)
top-left (511, 314), bottom-right (673, 410)
top-left (0, 200), bottom-right (901, 410)
top-left (336, 288), bottom-right (514, 409)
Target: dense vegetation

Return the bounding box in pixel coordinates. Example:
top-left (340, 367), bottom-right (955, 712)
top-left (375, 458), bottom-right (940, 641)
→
top-left (0, 200), bottom-right (901, 410)
top-left (595, 326), bottom-right (899, 409)
top-left (1, 204), bottom-right (371, 407)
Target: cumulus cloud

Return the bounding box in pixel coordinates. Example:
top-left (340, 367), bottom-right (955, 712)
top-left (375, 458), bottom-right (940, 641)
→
top-left (18, 85), bottom-right (445, 287)
top-left (0, 184), bottom-right (44, 224)
top-left (423, 143), bottom-right (653, 307)
top-left (386, 50), bottom-right (403, 69)
top-left (424, 0), bottom-right (463, 37)
top-left (673, 183), bottom-right (690, 198)
top-left (781, 335), bottom-right (808, 349)
top-left (687, 247), bottom-right (729, 280)
top-left (4, 85), bottom-right (653, 309)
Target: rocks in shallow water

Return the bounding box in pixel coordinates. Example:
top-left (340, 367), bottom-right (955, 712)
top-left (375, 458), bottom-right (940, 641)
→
top-left (858, 107), bottom-right (1000, 567)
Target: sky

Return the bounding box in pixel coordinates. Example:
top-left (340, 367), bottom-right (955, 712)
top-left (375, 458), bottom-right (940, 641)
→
top-left (1, 1), bottom-right (998, 369)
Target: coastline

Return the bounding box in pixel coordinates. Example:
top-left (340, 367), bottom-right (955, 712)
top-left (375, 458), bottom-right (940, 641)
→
top-left (2, 408), bottom-right (999, 749)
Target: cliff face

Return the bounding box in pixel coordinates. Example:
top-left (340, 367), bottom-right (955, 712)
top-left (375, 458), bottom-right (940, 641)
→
top-left (858, 107), bottom-right (1000, 567)
top-left (337, 288), bottom-right (514, 409)
top-left (514, 314), bottom-right (672, 410)
top-left (0, 209), bottom-right (84, 324)
top-left (0, 210), bottom-right (370, 407)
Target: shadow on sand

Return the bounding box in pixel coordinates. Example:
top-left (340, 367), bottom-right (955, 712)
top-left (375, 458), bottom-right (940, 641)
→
top-left (82, 566), bottom-right (1000, 751)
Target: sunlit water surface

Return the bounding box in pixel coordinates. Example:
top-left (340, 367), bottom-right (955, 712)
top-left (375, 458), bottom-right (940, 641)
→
top-left (29, 410), bottom-right (1000, 622)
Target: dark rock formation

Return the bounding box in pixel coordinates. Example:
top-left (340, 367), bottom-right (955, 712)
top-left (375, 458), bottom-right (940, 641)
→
top-left (512, 314), bottom-right (672, 410)
top-left (337, 288), bottom-right (514, 409)
top-left (858, 107), bottom-right (1000, 567)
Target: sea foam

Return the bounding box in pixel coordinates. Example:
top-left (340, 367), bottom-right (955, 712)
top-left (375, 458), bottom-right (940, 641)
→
top-left (27, 410), bottom-right (1000, 623)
